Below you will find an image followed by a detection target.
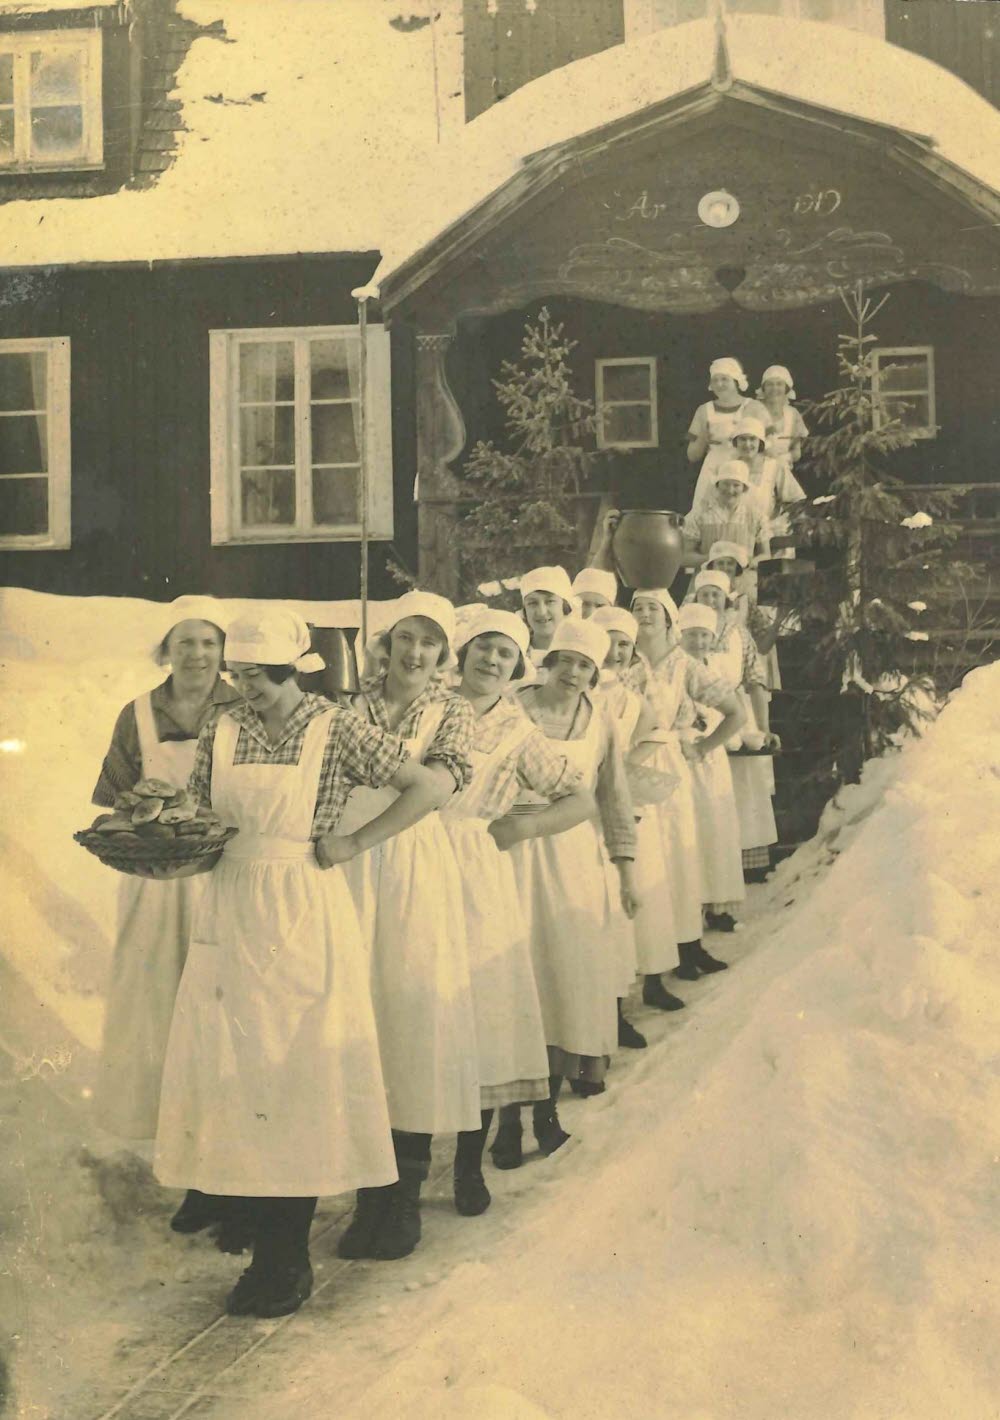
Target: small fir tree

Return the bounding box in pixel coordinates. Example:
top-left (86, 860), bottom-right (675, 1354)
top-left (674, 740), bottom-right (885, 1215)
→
top-left (455, 308), bottom-right (601, 599)
top-left (781, 282), bottom-right (966, 780)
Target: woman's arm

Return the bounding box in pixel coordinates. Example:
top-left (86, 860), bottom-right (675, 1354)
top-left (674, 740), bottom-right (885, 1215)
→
top-left (687, 405), bottom-right (709, 464)
top-left (316, 759), bottom-right (439, 866)
top-left (589, 508), bottom-right (620, 574)
top-left (690, 690), bottom-right (745, 758)
top-left (488, 788), bottom-right (596, 851)
top-left (92, 703), bottom-right (142, 806)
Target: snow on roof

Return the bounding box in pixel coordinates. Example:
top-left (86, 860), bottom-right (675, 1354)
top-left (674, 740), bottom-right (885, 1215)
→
top-left (0, 0), bottom-right (448, 267)
top-left (0, 2), bottom-right (120, 10)
top-left (372, 14), bottom-right (1000, 290)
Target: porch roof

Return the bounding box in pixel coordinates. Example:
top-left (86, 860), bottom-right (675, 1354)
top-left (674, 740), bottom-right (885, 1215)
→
top-left (371, 14), bottom-right (1000, 307)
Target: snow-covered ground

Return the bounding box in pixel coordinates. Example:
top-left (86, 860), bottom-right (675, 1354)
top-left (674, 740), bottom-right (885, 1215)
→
top-left (2, 590), bottom-right (999, 1420)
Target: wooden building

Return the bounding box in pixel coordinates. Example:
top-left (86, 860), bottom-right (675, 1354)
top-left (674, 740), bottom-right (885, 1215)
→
top-left (0, 0), bottom-right (998, 607)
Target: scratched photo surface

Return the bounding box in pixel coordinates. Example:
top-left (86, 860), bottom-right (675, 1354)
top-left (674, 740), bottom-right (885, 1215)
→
top-left (2, 2), bottom-right (1000, 1418)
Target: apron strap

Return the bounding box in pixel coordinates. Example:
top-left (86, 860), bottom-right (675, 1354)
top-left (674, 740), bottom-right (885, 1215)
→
top-left (133, 691), bottom-right (159, 776)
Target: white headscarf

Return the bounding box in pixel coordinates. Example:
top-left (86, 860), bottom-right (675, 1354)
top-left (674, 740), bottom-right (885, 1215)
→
top-left (709, 357), bottom-right (748, 392)
top-left (713, 458), bottom-right (751, 488)
top-left (678, 604), bottom-right (719, 635)
top-left (161, 595), bottom-right (227, 639)
top-left (631, 587), bottom-right (680, 626)
top-left (519, 565), bottom-right (574, 610)
top-left (759, 365), bottom-right (796, 399)
top-left (388, 589), bottom-right (457, 656)
top-left (224, 608), bottom-right (325, 672)
top-left (693, 569), bottom-right (733, 600)
top-left (570, 567), bottom-right (618, 605)
top-left (706, 540), bottom-right (750, 570)
top-left (732, 416), bottom-right (767, 446)
top-left (546, 617), bottom-right (610, 672)
top-left (456, 608), bottom-right (531, 672)
top-left (592, 605), bottom-right (639, 645)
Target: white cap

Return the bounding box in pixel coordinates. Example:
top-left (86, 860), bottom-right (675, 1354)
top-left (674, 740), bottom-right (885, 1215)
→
top-left (709, 357), bottom-right (748, 392)
top-left (678, 604), bottom-right (719, 635)
top-left (592, 605), bottom-right (639, 644)
top-left (713, 458), bottom-right (751, 487)
top-left (456, 608), bottom-right (531, 669)
top-left (162, 595), bottom-right (227, 638)
top-left (519, 565), bottom-right (574, 608)
top-left (760, 364), bottom-right (796, 398)
top-left (570, 567), bottom-right (618, 604)
top-left (732, 416), bottom-right (767, 445)
top-left (547, 617), bottom-right (610, 671)
top-left (631, 587), bottom-right (680, 625)
top-left (388, 589), bottom-right (457, 654)
top-left (707, 540), bottom-right (750, 570)
top-left (225, 608), bottom-right (324, 672)
top-left (693, 569), bottom-right (733, 600)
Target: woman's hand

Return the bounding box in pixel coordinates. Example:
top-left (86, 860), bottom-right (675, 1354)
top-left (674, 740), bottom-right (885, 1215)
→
top-left (488, 814), bottom-right (531, 853)
top-left (764, 730), bottom-right (781, 751)
top-left (681, 737), bottom-right (705, 763)
top-left (601, 508), bottom-right (621, 539)
top-left (315, 831), bottom-right (360, 868)
top-left (615, 860), bottom-right (641, 919)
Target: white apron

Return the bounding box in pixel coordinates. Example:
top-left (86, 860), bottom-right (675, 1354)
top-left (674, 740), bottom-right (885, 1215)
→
top-left (96, 692), bottom-right (201, 1139)
top-left (643, 653), bottom-right (711, 942)
top-left (440, 715), bottom-right (549, 1103)
top-left (154, 711), bottom-right (396, 1197)
top-left (509, 705), bottom-right (618, 1059)
top-left (693, 397), bottom-right (762, 506)
top-left (600, 682), bottom-right (642, 993)
top-left (684, 718), bottom-right (745, 906)
top-left (339, 701), bottom-right (481, 1135)
top-left (710, 628), bottom-right (777, 854)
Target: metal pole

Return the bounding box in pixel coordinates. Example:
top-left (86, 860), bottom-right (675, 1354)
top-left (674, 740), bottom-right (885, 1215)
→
top-left (357, 295), bottom-right (369, 651)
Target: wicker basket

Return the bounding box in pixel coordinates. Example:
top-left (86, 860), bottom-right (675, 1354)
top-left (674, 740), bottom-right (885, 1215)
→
top-left (73, 826), bottom-right (238, 880)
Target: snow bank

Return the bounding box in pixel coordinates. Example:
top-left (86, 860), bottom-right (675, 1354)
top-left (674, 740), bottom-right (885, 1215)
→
top-left (331, 663), bottom-right (1000, 1420)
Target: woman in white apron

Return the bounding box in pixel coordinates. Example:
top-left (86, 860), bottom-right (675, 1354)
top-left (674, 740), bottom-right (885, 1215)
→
top-left (443, 609), bottom-right (597, 1182)
top-left (688, 357), bottom-right (768, 508)
top-left (336, 590), bottom-right (479, 1264)
top-left (695, 572), bottom-right (780, 890)
top-left (91, 598), bottom-right (239, 1234)
top-left (677, 603), bottom-right (746, 925)
top-left (571, 566), bottom-right (618, 620)
top-left (594, 605), bottom-right (686, 1020)
top-left (519, 565), bottom-right (575, 677)
top-left (757, 364), bottom-right (808, 473)
top-left (154, 608), bottom-right (440, 1320)
top-left (501, 619), bottom-right (640, 1144)
top-left (630, 589), bottom-right (744, 981)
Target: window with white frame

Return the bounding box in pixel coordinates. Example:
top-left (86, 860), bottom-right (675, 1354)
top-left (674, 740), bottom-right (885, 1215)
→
top-left (209, 325), bottom-right (394, 545)
top-left (625, 0), bottom-right (884, 38)
top-left (596, 358), bottom-right (658, 449)
top-left (0, 337), bottom-right (71, 549)
top-left (0, 30), bottom-right (103, 170)
top-left (872, 346), bottom-right (936, 439)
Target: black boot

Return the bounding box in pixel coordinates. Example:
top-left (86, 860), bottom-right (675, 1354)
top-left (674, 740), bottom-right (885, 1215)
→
top-left (642, 974), bottom-right (686, 1011)
top-left (337, 1185), bottom-right (394, 1259)
top-left (692, 938), bottom-right (729, 972)
top-left (617, 998), bottom-right (647, 1048)
top-left (214, 1197), bottom-right (259, 1255)
top-left (569, 1078), bottom-right (605, 1097)
top-left (705, 910), bottom-right (739, 933)
top-left (671, 940), bottom-right (703, 982)
top-left (373, 1165), bottom-right (425, 1260)
top-left (532, 1077), bottom-right (570, 1156)
top-left (454, 1111), bottom-right (493, 1217)
top-left (226, 1197), bottom-right (316, 1318)
top-left (489, 1108), bottom-right (524, 1170)
top-left (170, 1189), bottom-right (226, 1235)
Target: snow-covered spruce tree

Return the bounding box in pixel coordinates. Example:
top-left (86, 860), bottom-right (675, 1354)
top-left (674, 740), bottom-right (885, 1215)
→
top-left (782, 282), bottom-right (965, 782)
top-left (454, 308), bottom-right (601, 601)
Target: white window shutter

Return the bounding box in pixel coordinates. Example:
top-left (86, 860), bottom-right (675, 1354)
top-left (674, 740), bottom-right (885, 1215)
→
top-left (208, 331), bottom-right (232, 545)
top-left (364, 324), bottom-right (394, 540)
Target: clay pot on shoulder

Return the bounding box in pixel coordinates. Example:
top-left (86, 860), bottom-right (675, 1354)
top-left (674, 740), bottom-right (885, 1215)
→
top-left (612, 510), bottom-right (686, 589)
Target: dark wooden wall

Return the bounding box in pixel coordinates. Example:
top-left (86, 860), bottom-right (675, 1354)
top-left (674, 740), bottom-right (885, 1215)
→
top-left (886, 0), bottom-right (1000, 109)
top-left (0, 255), bottom-right (417, 603)
top-left (463, 0), bottom-right (624, 121)
top-left (450, 284), bottom-right (1000, 512)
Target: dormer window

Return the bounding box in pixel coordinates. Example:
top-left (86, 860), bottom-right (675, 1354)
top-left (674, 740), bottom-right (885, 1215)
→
top-left (0, 29), bottom-right (103, 170)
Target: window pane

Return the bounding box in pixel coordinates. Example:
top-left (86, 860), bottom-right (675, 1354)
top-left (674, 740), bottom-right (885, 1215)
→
top-left (30, 50), bottom-right (82, 107)
top-left (312, 468), bottom-right (359, 526)
top-left (310, 338), bottom-right (358, 400)
top-left (0, 352), bottom-right (46, 412)
top-left (0, 414), bottom-right (47, 474)
top-left (602, 405), bottom-right (652, 445)
top-left (240, 405), bottom-right (295, 468)
top-left (884, 394), bottom-right (930, 430)
top-left (240, 470), bottom-right (295, 527)
top-left (601, 364), bottom-right (652, 402)
top-left (0, 56), bottom-right (13, 106)
top-left (239, 341), bottom-right (295, 404)
top-left (0, 112), bottom-right (14, 163)
top-left (312, 404), bottom-right (358, 464)
top-left (30, 106), bottom-right (84, 159)
top-left (0, 476), bottom-right (48, 536)
top-left (877, 356), bottom-right (929, 393)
